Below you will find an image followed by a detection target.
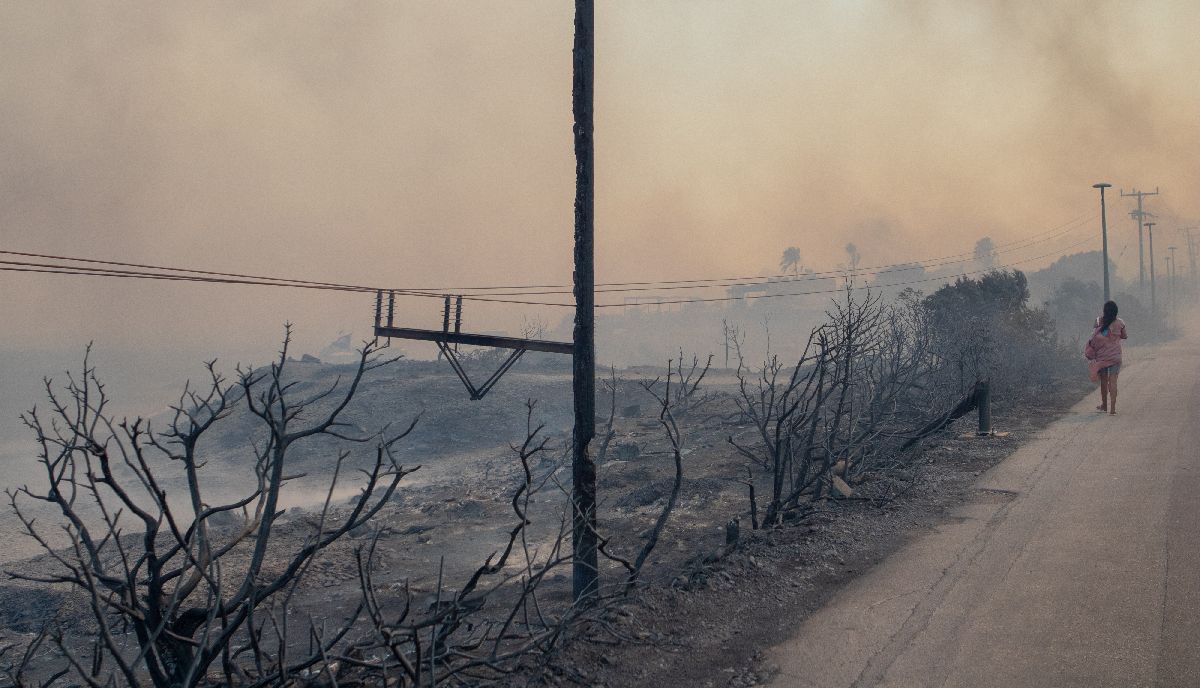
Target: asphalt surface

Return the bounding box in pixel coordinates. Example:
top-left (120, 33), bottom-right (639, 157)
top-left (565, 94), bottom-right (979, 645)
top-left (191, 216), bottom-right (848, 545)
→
top-left (766, 330), bottom-right (1200, 688)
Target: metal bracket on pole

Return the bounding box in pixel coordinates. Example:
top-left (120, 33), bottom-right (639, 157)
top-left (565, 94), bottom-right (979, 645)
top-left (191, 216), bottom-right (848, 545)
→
top-left (436, 341), bottom-right (527, 400)
top-left (372, 291), bottom-right (572, 400)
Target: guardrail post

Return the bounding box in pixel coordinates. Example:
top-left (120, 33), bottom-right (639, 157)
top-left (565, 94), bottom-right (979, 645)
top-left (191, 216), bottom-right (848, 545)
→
top-left (976, 379), bottom-right (992, 436)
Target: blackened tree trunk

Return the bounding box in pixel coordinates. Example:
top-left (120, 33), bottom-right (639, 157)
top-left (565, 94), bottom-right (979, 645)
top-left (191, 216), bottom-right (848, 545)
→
top-left (571, 0), bottom-right (598, 603)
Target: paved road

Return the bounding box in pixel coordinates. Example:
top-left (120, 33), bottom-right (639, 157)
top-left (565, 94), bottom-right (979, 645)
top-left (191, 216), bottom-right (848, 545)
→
top-left (766, 331), bottom-right (1200, 687)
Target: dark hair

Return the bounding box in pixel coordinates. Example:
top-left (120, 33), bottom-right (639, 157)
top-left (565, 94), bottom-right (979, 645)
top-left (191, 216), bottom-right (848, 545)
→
top-left (1100, 300), bottom-right (1118, 331)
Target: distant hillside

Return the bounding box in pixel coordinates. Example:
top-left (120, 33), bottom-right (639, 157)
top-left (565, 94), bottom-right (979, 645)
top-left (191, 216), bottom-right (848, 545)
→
top-left (1026, 251), bottom-right (1123, 305)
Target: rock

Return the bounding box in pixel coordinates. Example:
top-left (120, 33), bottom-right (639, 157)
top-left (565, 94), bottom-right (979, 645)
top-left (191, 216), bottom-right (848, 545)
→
top-left (725, 517), bottom-right (740, 546)
top-left (620, 403), bottom-right (642, 418)
top-left (614, 479), bottom-right (673, 508)
top-left (206, 508), bottom-right (244, 529)
top-left (0, 586), bottom-right (69, 632)
top-left (831, 475), bottom-right (854, 498)
top-left (348, 523), bottom-right (375, 539)
top-left (612, 441), bottom-right (640, 460)
top-left (450, 499), bottom-right (487, 519)
top-left (300, 353), bottom-right (321, 363)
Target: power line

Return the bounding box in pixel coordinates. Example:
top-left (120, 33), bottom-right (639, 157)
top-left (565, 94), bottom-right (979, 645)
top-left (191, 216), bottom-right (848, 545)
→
top-left (1, 212), bottom-right (1091, 303)
top-left (0, 262), bottom-right (562, 307)
top-left (465, 218), bottom-right (1094, 297)
top-left (0, 249), bottom-right (439, 298)
top-left (0, 214), bottom-right (1099, 307)
top-left (1, 233), bottom-right (1095, 310)
top-left (593, 236), bottom-right (1097, 309)
top-left (400, 213), bottom-right (1094, 293)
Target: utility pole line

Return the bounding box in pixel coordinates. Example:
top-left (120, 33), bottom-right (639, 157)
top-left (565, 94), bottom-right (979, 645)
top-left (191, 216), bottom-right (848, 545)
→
top-left (722, 318), bottom-right (730, 369)
top-left (1121, 187), bottom-right (1159, 290)
top-left (1167, 246), bottom-right (1178, 319)
top-left (1094, 183), bottom-right (1112, 301)
top-left (1179, 227), bottom-right (1198, 293)
top-left (1146, 221), bottom-right (1157, 321)
top-left (570, 0), bottom-right (598, 603)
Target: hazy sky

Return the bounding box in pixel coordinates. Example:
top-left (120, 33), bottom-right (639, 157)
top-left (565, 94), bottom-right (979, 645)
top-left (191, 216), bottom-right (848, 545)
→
top-left (2, 0), bottom-right (1198, 359)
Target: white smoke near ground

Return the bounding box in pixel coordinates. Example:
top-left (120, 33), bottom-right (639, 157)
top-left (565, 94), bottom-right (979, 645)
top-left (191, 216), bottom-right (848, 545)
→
top-left (0, 1), bottom-right (1195, 458)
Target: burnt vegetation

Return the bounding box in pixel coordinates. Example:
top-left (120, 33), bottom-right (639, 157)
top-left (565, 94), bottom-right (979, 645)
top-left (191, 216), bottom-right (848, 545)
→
top-left (1, 271), bottom-right (1095, 686)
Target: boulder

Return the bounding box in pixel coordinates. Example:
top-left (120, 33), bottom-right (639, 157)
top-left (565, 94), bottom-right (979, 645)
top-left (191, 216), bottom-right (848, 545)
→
top-left (830, 475), bottom-right (854, 498)
top-left (612, 441), bottom-right (641, 460)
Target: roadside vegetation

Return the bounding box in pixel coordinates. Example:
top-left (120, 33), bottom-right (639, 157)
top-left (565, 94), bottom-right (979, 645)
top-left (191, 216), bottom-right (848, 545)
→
top-left (0, 268), bottom-right (1144, 687)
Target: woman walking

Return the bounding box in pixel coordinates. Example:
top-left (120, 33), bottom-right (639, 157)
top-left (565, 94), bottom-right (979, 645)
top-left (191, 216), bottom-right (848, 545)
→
top-left (1085, 300), bottom-right (1128, 414)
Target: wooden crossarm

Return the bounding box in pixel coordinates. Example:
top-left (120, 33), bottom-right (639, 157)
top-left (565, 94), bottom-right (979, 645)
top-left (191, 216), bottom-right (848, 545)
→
top-left (373, 326), bottom-right (574, 355)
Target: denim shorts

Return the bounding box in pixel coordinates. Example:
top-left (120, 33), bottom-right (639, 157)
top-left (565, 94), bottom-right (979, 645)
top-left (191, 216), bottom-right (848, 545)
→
top-left (1099, 363), bottom-right (1121, 375)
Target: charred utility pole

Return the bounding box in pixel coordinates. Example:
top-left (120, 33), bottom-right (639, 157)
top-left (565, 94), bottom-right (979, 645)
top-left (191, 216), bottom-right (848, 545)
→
top-left (1093, 183), bottom-right (1112, 301)
top-left (1121, 187), bottom-right (1159, 289)
top-left (1146, 221), bottom-right (1157, 319)
top-left (571, 0), bottom-right (598, 603)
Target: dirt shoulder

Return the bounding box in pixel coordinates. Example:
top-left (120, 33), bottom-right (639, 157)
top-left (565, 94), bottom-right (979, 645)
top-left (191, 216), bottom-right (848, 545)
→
top-left (552, 383), bottom-right (1092, 688)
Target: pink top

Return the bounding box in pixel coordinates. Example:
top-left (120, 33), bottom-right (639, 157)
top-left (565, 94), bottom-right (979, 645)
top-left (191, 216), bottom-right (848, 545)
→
top-left (1085, 317), bottom-right (1127, 380)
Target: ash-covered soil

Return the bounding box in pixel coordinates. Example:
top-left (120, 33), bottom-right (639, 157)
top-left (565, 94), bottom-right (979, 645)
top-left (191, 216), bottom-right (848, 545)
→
top-left (549, 388), bottom-right (1093, 688)
top-left (0, 354), bottom-right (1092, 686)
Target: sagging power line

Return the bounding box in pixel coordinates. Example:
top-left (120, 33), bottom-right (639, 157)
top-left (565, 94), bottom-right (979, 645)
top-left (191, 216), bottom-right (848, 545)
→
top-left (0, 214), bottom-right (1093, 307)
top-left (2, 232), bottom-right (1094, 311)
top-left (394, 213), bottom-right (1094, 294)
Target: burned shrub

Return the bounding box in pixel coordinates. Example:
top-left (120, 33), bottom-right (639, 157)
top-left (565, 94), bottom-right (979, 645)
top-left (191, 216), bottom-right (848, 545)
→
top-left (6, 331), bottom-right (418, 687)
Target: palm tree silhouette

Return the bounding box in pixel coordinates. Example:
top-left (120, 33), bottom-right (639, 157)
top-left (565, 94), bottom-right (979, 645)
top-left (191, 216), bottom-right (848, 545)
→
top-left (780, 246), bottom-right (802, 275)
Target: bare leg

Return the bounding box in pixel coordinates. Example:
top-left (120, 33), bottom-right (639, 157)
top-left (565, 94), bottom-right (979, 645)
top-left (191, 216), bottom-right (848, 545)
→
top-left (1108, 372), bottom-right (1119, 414)
top-left (1098, 372), bottom-right (1109, 412)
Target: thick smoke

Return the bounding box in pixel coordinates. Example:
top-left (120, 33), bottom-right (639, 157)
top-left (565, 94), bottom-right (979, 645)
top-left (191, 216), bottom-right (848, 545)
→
top-left (1, 0), bottom-right (1196, 358)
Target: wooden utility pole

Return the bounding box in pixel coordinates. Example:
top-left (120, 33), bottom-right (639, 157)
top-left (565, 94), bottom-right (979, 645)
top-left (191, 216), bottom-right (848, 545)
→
top-left (1179, 227), bottom-right (1198, 294)
top-left (1168, 246), bottom-right (1178, 318)
top-left (1121, 187), bottom-right (1158, 289)
top-left (1093, 183), bottom-right (1112, 301)
top-left (571, 0), bottom-right (598, 603)
top-left (1146, 221), bottom-right (1157, 318)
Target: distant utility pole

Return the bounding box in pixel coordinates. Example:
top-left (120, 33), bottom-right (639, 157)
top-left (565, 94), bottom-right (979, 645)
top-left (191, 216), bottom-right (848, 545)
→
top-left (1094, 183), bottom-right (1112, 301)
top-left (1168, 246), bottom-right (1178, 317)
top-left (1121, 187), bottom-right (1159, 289)
top-left (1180, 227), bottom-right (1198, 292)
top-left (1146, 221), bottom-right (1157, 319)
top-left (1129, 209), bottom-right (1154, 289)
top-left (570, 0), bottom-right (598, 603)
